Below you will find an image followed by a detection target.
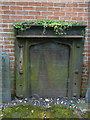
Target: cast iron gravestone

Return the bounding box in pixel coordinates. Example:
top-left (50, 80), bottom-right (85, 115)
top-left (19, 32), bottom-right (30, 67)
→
top-left (2, 52), bottom-right (11, 103)
top-left (0, 49), bottom-right (2, 104)
top-left (15, 24), bottom-right (87, 98)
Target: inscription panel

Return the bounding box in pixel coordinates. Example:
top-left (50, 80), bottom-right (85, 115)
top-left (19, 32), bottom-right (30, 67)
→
top-left (29, 42), bottom-right (69, 97)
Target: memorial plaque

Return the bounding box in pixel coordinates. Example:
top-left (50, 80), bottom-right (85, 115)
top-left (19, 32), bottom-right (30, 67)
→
top-left (29, 42), bottom-right (69, 97)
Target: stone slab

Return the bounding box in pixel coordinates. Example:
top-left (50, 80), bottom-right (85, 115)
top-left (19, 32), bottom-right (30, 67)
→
top-left (86, 72), bottom-right (90, 103)
top-left (0, 49), bottom-right (2, 104)
top-left (2, 52), bottom-right (11, 103)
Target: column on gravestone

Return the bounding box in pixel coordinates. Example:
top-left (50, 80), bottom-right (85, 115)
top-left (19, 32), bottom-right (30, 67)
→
top-left (2, 52), bottom-right (11, 103)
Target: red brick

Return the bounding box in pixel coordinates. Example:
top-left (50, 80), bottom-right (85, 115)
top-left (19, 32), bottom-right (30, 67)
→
top-left (60, 17), bottom-right (71, 21)
top-left (0, 11), bottom-right (2, 14)
top-left (10, 59), bottom-right (15, 62)
top-left (11, 50), bottom-right (15, 52)
top-left (2, 24), bottom-right (8, 27)
top-left (9, 53), bottom-right (15, 57)
top-left (66, 13), bottom-right (77, 16)
top-left (48, 16), bottom-right (59, 20)
top-left (22, 16), bottom-right (34, 19)
top-left (16, 11), bottom-right (28, 15)
top-left (4, 11), bottom-right (15, 14)
top-left (81, 82), bottom-right (88, 85)
top-left (4, 41), bottom-right (10, 44)
top-left (3, 29), bottom-right (12, 32)
top-left (36, 7), bottom-right (47, 11)
top-left (81, 89), bottom-right (87, 92)
top-left (28, 2), bottom-right (41, 6)
top-left (5, 46), bottom-right (14, 49)
top-left (41, 12), bottom-right (53, 16)
top-left (66, 3), bottom-right (78, 7)
top-left (16, 2), bottom-right (28, 6)
top-left (78, 13), bottom-right (88, 16)
top-left (54, 12), bottom-right (65, 16)
top-left (83, 75), bottom-right (88, 77)
top-left (9, 24), bottom-right (13, 28)
top-left (0, 24), bottom-right (3, 27)
top-left (2, 49), bottom-right (9, 52)
top-left (2, 33), bottom-right (14, 37)
top-left (84, 17), bottom-right (88, 21)
top-left (35, 16), bottom-right (47, 20)
top-left (72, 17), bottom-right (82, 21)
top-left (82, 78), bottom-right (88, 81)
top-left (48, 0), bottom-right (59, 1)
top-left (3, 20), bottom-right (15, 23)
top-left (48, 7), bottom-right (60, 11)
top-left (73, 8), bottom-right (84, 12)
top-left (54, 3), bottom-right (65, 7)
top-left (82, 85), bottom-right (87, 88)
top-left (23, 7), bottom-right (35, 10)
top-left (42, 2), bottom-right (53, 6)
top-left (10, 6), bottom-right (22, 10)
top-left (29, 11), bottom-right (40, 15)
top-left (10, 15), bottom-right (22, 19)
top-left (3, 2), bottom-right (15, 5)
top-left (61, 8), bottom-right (72, 12)
top-left (2, 6), bottom-right (9, 10)
top-left (79, 4), bottom-right (88, 7)
top-left (2, 15), bottom-right (9, 19)
top-left (0, 1), bottom-right (3, 4)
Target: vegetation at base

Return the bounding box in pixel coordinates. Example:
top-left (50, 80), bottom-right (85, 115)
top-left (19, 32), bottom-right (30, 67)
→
top-left (82, 111), bottom-right (90, 118)
top-left (13, 19), bottom-right (84, 36)
top-left (2, 104), bottom-right (80, 119)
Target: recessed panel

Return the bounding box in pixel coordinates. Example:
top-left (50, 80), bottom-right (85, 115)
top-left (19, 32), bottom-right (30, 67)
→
top-left (29, 42), bottom-right (69, 97)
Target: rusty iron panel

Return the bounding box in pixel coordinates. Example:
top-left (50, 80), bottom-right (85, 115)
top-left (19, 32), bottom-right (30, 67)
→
top-left (29, 42), bottom-right (69, 97)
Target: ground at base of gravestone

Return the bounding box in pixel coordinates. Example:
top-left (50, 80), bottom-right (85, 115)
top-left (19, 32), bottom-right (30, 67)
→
top-left (0, 96), bottom-right (90, 119)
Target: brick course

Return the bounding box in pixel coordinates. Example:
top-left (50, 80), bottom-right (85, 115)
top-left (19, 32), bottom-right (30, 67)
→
top-left (0, 1), bottom-right (89, 97)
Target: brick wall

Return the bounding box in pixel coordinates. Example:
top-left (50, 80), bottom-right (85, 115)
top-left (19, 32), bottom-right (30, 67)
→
top-left (0, 1), bottom-right (89, 97)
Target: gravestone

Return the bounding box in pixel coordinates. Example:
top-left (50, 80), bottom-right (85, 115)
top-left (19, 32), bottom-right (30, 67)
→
top-left (86, 72), bottom-right (90, 103)
top-left (2, 52), bottom-right (11, 103)
top-left (0, 49), bottom-right (2, 104)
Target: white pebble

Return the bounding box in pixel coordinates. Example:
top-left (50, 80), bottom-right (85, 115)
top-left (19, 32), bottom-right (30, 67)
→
top-left (0, 114), bottom-right (3, 117)
top-left (71, 100), bottom-right (73, 103)
top-left (34, 103), bottom-right (36, 105)
top-left (24, 101), bottom-right (26, 103)
top-left (19, 100), bottom-right (22, 102)
top-left (61, 101), bottom-right (63, 104)
top-left (57, 98), bottom-right (59, 101)
top-left (31, 110), bottom-right (34, 113)
top-left (25, 98), bottom-right (27, 100)
top-left (45, 99), bottom-right (49, 102)
top-left (13, 103), bottom-right (16, 105)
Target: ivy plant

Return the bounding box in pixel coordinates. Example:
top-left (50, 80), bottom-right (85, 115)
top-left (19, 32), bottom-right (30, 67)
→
top-left (13, 19), bottom-right (84, 36)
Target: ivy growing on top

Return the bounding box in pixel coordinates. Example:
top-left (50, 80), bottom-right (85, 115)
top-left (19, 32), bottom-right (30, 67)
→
top-left (13, 19), bottom-right (84, 35)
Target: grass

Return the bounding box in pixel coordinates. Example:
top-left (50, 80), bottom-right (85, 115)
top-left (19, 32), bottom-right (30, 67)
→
top-left (1, 104), bottom-right (80, 119)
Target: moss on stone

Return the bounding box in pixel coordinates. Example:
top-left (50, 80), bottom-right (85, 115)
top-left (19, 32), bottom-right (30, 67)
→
top-left (2, 104), bottom-right (80, 118)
